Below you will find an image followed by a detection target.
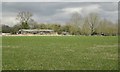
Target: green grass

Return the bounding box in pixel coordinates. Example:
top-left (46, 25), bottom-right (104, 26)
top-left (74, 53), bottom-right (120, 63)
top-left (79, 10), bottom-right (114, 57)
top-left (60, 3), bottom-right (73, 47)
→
top-left (2, 36), bottom-right (118, 70)
top-left (0, 36), bottom-right (2, 71)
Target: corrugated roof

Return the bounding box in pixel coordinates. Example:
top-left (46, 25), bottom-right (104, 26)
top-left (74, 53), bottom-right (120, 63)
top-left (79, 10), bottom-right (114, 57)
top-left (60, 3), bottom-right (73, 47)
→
top-left (19, 29), bottom-right (54, 32)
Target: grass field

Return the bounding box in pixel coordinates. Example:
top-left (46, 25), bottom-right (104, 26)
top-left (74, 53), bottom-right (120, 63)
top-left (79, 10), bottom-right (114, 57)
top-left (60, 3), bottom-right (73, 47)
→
top-left (2, 36), bottom-right (118, 70)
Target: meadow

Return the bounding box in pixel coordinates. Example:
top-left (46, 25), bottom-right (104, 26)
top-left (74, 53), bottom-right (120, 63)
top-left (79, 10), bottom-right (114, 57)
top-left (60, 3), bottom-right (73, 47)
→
top-left (2, 36), bottom-right (118, 70)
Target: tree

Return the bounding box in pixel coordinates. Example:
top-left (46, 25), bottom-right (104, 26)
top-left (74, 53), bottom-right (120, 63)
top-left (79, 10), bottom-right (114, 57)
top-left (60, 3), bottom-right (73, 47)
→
top-left (38, 23), bottom-right (47, 29)
top-left (11, 24), bottom-right (22, 34)
top-left (51, 24), bottom-right (62, 34)
top-left (86, 13), bottom-right (100, 35)
top-left (105, 21), bottom-right (118, 36)
top-left (68, 12), bottom-right (82, 35)
top-left (96, 19), bottom-right (118, 36)
top-left (29, 19), bottom-right (38, 29)
top-left (82, 18), bottom-right (91, 35)
top-left (70, 12), bottom-right (82, 27)
top-left (16, 11), bottom-right (32, 29)
top-left (2, 25), bottom-right (12, 33)
top-left (96, 19), bottom-right (108, 35)
top-left (61, 24), bottom-right (70, 32)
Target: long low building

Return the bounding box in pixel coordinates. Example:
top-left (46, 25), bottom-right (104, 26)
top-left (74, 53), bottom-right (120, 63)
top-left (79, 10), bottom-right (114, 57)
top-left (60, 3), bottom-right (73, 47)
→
top-left (17, 29), bottom-right (57, 35)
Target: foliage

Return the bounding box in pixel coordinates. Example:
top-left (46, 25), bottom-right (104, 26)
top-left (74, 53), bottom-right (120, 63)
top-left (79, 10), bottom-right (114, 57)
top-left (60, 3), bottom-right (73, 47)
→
top-left (2, 12), bottom-right (118, 36)
top-left (11, 24), bottom-right (22, 34)
top-left (2, 25), bottom-right (12, 33)
top-left (16, 11), bottom-right (32, 29)
top-left (85, 13), bottom-right (100, 35)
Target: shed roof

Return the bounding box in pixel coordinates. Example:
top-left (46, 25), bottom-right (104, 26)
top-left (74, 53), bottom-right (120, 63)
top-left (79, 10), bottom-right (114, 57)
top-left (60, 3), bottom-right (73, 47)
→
top-left (19, 29), bottom-right (54, 32)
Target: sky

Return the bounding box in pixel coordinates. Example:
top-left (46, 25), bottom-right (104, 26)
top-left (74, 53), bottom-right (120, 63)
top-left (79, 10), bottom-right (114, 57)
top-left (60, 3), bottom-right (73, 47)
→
top-left (1, 0), bottom-right (119, 26)
top-left (1, 0), bottom-right (120, 2)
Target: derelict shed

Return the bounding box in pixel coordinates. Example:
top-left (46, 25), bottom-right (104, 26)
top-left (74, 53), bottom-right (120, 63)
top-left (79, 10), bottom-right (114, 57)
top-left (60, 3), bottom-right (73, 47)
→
top-left (18, 29), bottom-right (55, 35)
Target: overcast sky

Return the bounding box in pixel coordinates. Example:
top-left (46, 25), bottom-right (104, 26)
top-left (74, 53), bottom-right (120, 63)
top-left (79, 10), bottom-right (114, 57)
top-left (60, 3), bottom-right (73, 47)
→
top-left (1, 1), bottom-right (118, 26)
top-left (2, 0), bottom-right (120, 2)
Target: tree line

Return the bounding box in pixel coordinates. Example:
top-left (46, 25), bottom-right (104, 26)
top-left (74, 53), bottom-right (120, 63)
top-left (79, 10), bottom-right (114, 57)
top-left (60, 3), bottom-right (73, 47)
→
top-left (2, 11), bottom-right (118, 36)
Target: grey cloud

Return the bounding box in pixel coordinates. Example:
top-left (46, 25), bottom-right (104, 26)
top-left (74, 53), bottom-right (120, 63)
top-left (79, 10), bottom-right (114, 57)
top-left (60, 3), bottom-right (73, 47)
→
top-left (2, 2), bottom-right (118, 26)
top-left (99, 2), bottom-right (118, 12)
top-left (3, 2), bottom-right (117, 16)
top-left (2, 0), bottom-right (119, 2)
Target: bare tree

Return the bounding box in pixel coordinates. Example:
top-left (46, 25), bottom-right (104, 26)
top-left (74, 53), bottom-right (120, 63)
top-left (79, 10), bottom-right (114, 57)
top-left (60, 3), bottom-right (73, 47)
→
top-left (68, 12), bottom-right (82, 35)
top-left (16, 11), bottom-right (33, 29)
top-left (96, 18), bottom-right (118, 36)
top-left (82, 18), bottom-right (91, 35)
top-left (96, 19), bottom-right (107, 35)
top-left (86, 13), bottom-right (100, 35)
top-left (70, 12), bottom-right (82, 27)
top-left (28, 19), bottom-right (38, 29)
